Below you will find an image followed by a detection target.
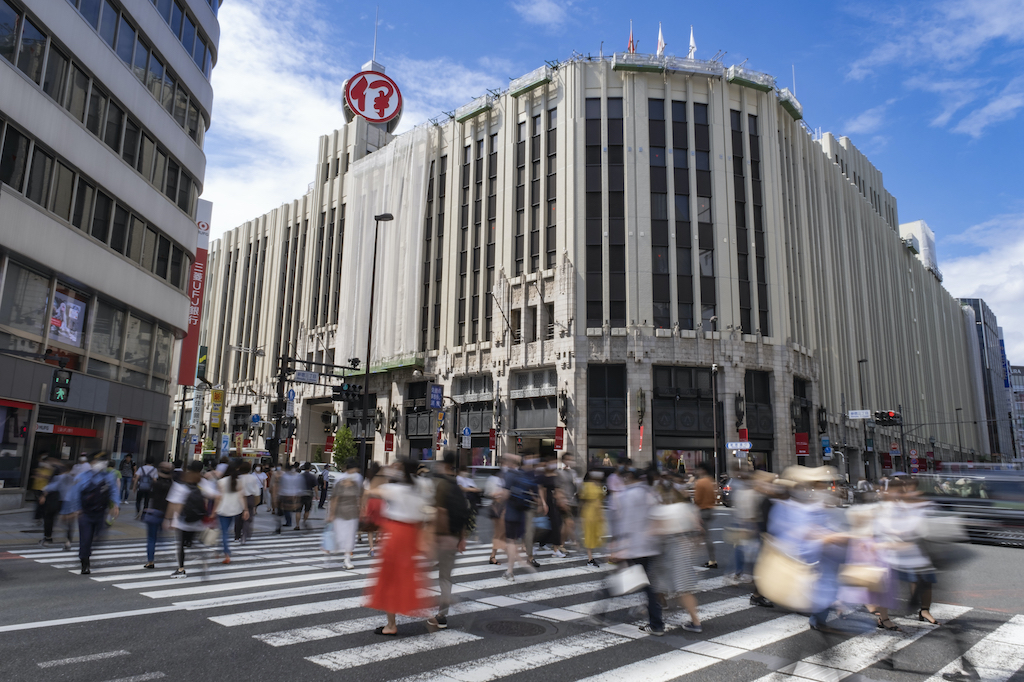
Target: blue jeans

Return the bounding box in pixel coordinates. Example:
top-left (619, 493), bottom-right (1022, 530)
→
top-left (218, 514), bottom-right (238, 556)
top-left (145, 518), bottom-right (161, 563)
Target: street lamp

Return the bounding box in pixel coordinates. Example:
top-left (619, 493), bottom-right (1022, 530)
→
top-left (857, 359), bottom-right (869, 478)
top-left (358, 212), bottom-right (394, 474)
top-left (955, 407), bottom-right (963, 463)
top-left (708, 315), bottom-right (720, 480)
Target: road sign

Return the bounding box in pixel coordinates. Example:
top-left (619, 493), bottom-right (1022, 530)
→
top-left (848, 410), bottom-right (871, 420)
top-left (221, 434), bottom-right (229, 456)
top-left (910, 457), bottom-right (919, 474)
top-left (191, 435), bottom-right (198, 445)
top-left (251, 414), bottom-right (261, 423)
top-left (429, 384), bottom-right (444, 410)
top-left (554, 426), bottom-right (564, 451)
top-left (821, 437), bottom-right (830, 448)
top-left (489, 429), bottom-right (496, 450)
top-left (461, 426), bottom-right (472, 449)
top-left (294, 370), bottom-right (319, 384)
top-left (286, 399), bottom-right (294, 417)
top-left (287, 389), bottom-right (296, 400)
top-left (384, 433), bottom-right (394, 452)
top-left (910, 449), bottom-right (918, 457)
top-left (823, 447), bottom-right (833, 460)
top-left (726, 441), bottom-right (752, 450)
top-left (437, 411), bottom-right (445, 424)
top-left (344, 70), bottom-right (403, 124)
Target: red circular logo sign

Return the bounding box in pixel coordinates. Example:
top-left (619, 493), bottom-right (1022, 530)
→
top-left (344, 71), bottom-right (402, 123)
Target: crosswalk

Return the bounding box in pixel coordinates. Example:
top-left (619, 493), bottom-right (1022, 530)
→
top-left (9, 532), bottom-right (1024, 681)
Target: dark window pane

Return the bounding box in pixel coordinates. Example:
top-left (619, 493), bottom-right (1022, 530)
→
top-left (115, 15), bottom-right (134, 63)
top-left (25, 146), bottom-right (53, 206)
top-left (677, 246), bottom-right (692, 276)
top-left (110, 204), bottom-right (129, 254)
top-left (169, 247), bottom-right (183, 287)
top-left (141, 229), bottom-right (155, 270)
top-left (132, 39), bottom-right (148, 82)
top-left (187, 102), bottom-right (200, 141)
top-left (170, 2), bottom-right (183, 36)
top-left (162, 73), bottom-right (175, 113)
top-left (585, 98), bottom-right (601, 119)
top-left (164, 158), bottom-right (179, 201)
top-left (155, 236), bottom-right (170, 278)
top-left (122, 118), bottom-right (139, 166)
top-left (181, 15), bottom-right (196, 56)
top-left (79, 0), bottom-right (101, 28)
top-left (138, 134), bottom-right (155, 179)
top-left (153, 149), bottom-right (166, 190)
top-left (173, 85), bottom-right (188, 127)
top-left (0, 0), bottom-right (19, 64)
top-left (607, 98), bottom-right (623, 119)
top-left (650, 147), bottom-right (665, 166)
top-left (98, 1), bottom-right (117, 48)
top-left (193, 37), bottom-right (206, 71)
top-left (648, 99), bottom-right (664, 121)
top-left (104, 101), bottom-right (123, 151)
top-left (0, 127), bottom-right (30, 191)
top-left (42, 46), bottom-right (69, 101)
top-left (17, 17), bottom-right (46, 84)
top-left (71, 178), bottom-right (94, 229)
top-left (50, 161), bottom-right (74, 220)
top-left (177, 174), bottom-right (191, 212)
top-left (86, 87), bottom-right (107, 136)
top-left (91, 191), bottom-right (112, 243)
top-left (147, 55), bottom-right (164, 101)
top-left (126, 215), bottom-right (144, 263)
top-left (693, 103), bottom-right (708, 125)
top-left (672, 100), bottom-right (686, 122)
top-left (675, 194), bottom-right (690, 221)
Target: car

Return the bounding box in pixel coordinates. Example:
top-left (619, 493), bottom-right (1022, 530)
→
top-left (917, 472), bottom-right (1024, 547)
top-left (720, 478), bottom-right (735, 507)
top-left (309, 462), bottom-right (342, 487)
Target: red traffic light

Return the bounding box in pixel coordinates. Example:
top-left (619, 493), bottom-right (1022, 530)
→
top-left (887, 411), bottom-right (895, 418)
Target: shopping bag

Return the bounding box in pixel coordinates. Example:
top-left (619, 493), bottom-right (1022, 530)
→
top-left (837, 564), bottom-right (887, 592)
top-left (606, 563), bottom-right (650, 596)
top-left (753, 534), bottom-right (818, 613)
top-left (321, 521), bottom-right (336, 553)
top-left (200, 525), bottom-right (221, 548)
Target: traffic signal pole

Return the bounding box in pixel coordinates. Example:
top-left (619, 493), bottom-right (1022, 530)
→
top-left (358, 220), bottom-right (382, 476)
top-left (269, 353), bottom-right (287, 466)
top-left (898, 403), bottom-right (908, 470)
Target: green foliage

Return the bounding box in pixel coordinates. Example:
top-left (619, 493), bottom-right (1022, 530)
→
top-left (203, 437), bottom-right (215, 451)
top-left (332, 425), bottom-right (357, 469)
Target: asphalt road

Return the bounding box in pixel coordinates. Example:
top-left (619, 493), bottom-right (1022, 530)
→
top-left (0, 507), bottom-right (1021, 682)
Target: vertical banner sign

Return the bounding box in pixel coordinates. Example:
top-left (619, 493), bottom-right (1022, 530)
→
top-left (178, 200), bottom-right (212, 385)
top-left (197, 345), bottom-right (208, 381)
top-left (489, 428), bottom-right (496, 450)
top-left (384, 433), bottom-right (394, 452)
top-left (210, 389), bottom-right (224, 429)
top-left (795, 432), bottom-right (810, 455)
top-left (554, 426), bottom-right (564, 451)
top-left (191, 389), bottom-right (205, 431)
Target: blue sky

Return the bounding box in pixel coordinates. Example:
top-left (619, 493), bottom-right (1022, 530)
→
top-left (202, 0), bottom-right (1024, 357)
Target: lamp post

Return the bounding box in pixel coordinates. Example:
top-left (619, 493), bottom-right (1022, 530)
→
top-left (857, 359), bottom-right (868, 478)
top-left (708, 315), bottom-right (720, 480)
top-left (955, 407), bottom-right (963, 462)
top-left (358, 212), bottom-right (393, 474)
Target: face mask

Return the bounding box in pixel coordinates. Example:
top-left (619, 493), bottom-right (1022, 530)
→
top-left (92, 461), bottom-right (107, 472)
top-left (547, 464), bottom-right (556, 471)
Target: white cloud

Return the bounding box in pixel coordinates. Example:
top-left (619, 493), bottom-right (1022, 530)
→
top-left (941, 213), bottom-right (1024, 361)
top-left (510, 0), bottom-right (571, 27)
top-left (951, 75), bottom-right (1024, 137)
top-left (202, 0), bottom-right (351, 236)
top-left (386, 56), bottom-right (508, 131)
top-left (842, 100), bottom-right (894, 135)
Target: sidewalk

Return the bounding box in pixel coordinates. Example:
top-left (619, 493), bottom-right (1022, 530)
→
top-left (0, 495), bottom-right (336, 550)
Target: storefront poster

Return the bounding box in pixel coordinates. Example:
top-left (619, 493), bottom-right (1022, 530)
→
top-left (49, 291), bottom-right (86, 346)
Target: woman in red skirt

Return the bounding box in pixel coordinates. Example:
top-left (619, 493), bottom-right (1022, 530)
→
top-left (365, 459), bottom-right (431, 635)
top-left (361, 462), bottom-right (386, 556)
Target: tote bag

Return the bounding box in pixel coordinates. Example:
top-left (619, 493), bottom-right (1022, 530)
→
top-left (753, 534), bottom-right (818, 613)
top-left (606, 563), bottom-right (650, 597)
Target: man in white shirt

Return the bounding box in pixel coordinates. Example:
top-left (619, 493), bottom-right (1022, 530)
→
top-left (236, 461), bottom-right (262, 543)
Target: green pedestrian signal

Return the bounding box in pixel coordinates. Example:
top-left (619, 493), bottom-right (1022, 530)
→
top-left (50, 369), bottom-right (72, 403)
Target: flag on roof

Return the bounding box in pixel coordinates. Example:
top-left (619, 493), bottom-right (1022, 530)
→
top-left (628, 21), bottom-right (635, 54)
top-left (688, 25), bottom-right (696, 59)
top-left (657, 23), bottom-right (666, 57)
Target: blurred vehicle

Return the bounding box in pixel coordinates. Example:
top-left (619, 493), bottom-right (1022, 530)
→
top-left (853, 479), bottom-right (878, 504)
top-left (720, 478), bottom-right (735, 507)
top-left (917, 472), bottom-right (1024, 547)
top-left (310, 462), bottom-right (341, 487)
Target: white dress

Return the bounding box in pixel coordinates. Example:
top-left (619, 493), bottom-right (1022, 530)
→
top-left (331, 473), bottom-right (362, 554)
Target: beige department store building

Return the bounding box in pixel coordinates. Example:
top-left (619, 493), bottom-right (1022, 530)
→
top-left (196, 53), bottom-right (987, 480)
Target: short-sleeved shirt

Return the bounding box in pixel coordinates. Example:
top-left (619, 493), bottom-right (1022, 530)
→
top-left (167, 479), bottom-right (217, 531)
top-left (502, 469), bottom-right (538, 524)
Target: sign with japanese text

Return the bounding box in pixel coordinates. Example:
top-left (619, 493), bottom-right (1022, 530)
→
top-left (210, 389), bottom-right (224, 429)
top-left (554, 426), bottom-right (564, 451)
top-left (384, 433), bottom-right (394, 452)
top-left (429, 383), bottom-right (444, 410)
top-left (178, 201), bottom-right (212, 385)
top-left (795, 432), bottom-right (809, 455)
top-left (344, 71), bottom-right (402, 124)
top-left (489, 428), bottom-right (496, 450)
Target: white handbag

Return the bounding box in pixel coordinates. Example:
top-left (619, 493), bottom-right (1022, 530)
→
top-left (606, 563), bottom-right (650, 596)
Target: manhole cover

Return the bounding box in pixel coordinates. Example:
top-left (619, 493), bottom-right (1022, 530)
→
top-left (484, 620), bottom-right (548, 637)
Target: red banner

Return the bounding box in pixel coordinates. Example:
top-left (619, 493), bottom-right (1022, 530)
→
top-left (384, 433), bottom-right (394, 452)
top-left (739, 428), bottom-right (748, 441)
top-left (36, 423), bottom-right (97, 437)
top-left (795, 432), bottom-right (809, 455)
top-left (325, 435), bottom-right (335, 452)
top-left (178, 202), bottom-right (211, 385)
top-left (554, 426), bottom-right (564, 451)
top-left (489, 428), bottom-right (496, 450)
top-left (882, 453), bottom-right (893, 469)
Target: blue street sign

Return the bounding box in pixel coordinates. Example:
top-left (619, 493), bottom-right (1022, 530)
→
top-left (429, 383), bottom-right (444, 410)
top-left (821, 436), bottom-right (830, 448)
top-left (251, 414), bottom-right (261, 423)
top-left (287, 389), bottom-right (296, 400)
top-left (221, 434), bottom-right (230, 456)
top-left (462, 426), bottom-right (471, 437)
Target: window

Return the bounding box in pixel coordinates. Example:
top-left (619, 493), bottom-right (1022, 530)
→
top-left (42, 46), bottom-right (69, 102)
top-left (0, 0), bottom-right (19, 64)
top-left (161, 72), bottom-right (175, 114)
top-left (121, 118), bottom-right (139, 167)
top-left (137, 134), bottom-right (155, 179)
top-left (155, 236), bottom-right (170, 278)
top-left (187, 102), bottom-right (200, 141)
top-left (86, 87), bottom-right (107, 136)
top-left (123, 315), bottom-right (152, 369)
top-left (50, 161), bottom-right (74, 220)
top-left (177, 174), bottom-right (191, 212)
top-left (0, 127), bottom-right (30, 192)
top-left (104, 102), bottom-right (123, 151)
top-left (169, 247), bottom-right (183, 288)
top-left (0, 262), bottom-right (49, 337)
top-left (173, 84), bottom-right (188, 127)
top-left (91, 300), bottom-right (124, 359)
top-left (25, 146), bottom-right (53, 206)
top-left (153, 326), bottom-right (173, 376)
top-left (71, 178), bottom-right (94, 229)
top-left (181, 15), bottom-right (195, 55)
top-left (115, 15), bottom-right (134, 64)
top-left (147, 54), bottom-right (164, 101)
top-left (132, 38), bottom-right (148, 82)
top-left (164, 158), bottom-right (178, 201)
top-left (65, 65), bottom-right (89, 122)
top-left (152, 149), bottom-right (166, 190)
top-left (110, 204), bottom-right (129, 254)
top-left (16, 17), bottom-right (46, 84)
top-left (91, 190), bottom-right (112, 243)
top-left (193, 37), bottom-right (206, 71)
top-left (170, 2), bottom-right (183, 37)
top-left (79, 0), bottom-right (101, 29)
top-left (142, 227), bottom-right (157, 271)
top-left (126, 215), bottom-right (144, 263)
top-left (98, 1), bottom-right (117, 48)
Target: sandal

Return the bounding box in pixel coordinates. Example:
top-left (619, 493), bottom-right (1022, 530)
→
top-left (374, 626), bottom-right (397, 636)
top-left (488, 557), bottom-right (499, 565)
top-left (918, 609), bottom-right (939, 625)
top-left (872, 611), bottom-right (900, 631)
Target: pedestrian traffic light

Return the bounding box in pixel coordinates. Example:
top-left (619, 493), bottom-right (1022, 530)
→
top-left (49, 369), bottom-right (72, 403)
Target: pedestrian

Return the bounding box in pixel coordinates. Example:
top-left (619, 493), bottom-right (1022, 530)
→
top-left (267, 464), bottom-right (280, 514)
top-left (519, 456), bottom-right (546, 567)
top-left (253, 464), bottom-right (268, 509)
top-left (298, 462), bottom-right (318, 529)
top-left (541, 456), bottom-right (565, 557)
top-left (485, 464), bottom-right (506, 565)
top-left (694, 461), bottom-right (719, 568)
top-left (30, 453), bottom-right (55, 522)
top-left (235, 461), bottom-right (260, 544)
top-left (165, 460), bottom-right (218, 578)
top-left (366, 459), bottom-right (430, 636)
top-left (213, 460), bottom-right (248, 564)
top-left (71, 455), bottom-right (90, 477)
top-left (361, 462), bottom-right (385, 557)
top-left (67, 451), bottom-right (120, 575)
top-left (142, 462), bottom-right (174, 569)
top-left (133, 457), bottom-right (158, 518)
top-left (876, 476), bottom-right (940, 625)
top-left (651, 470), bottom-right (703, 632)
top-left (502, 455), bottom-right (543, 581)
top-left (580, 470), bottom-right (606, 566)
top-left (118, 454), bottom-right (135, 503)
top-left (328, 459), bottom-right (363, 569)
top-left (429, 451), bottom-right (470, 630)
top-left (37, 462), bottom-right (65, 546)
top-left (557, 452), bottom-right (580, 550)
top-left (455, 465), bottom-right (481, 540)
top-left (317, 465), bottom-right (330, 509)
top-left (48, 464), bottom-right (79, 551)
top-left (743, 470), bottom-right (779, 608)
top-left (275, 464), bottom-right (301, 533)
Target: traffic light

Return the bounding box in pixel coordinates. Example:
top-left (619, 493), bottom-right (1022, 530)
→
top-left (873, 410), bottom-right (902, 426)
top-left (49, 369), bottom-right (72, 403)
top-left (332, 382), bottom-right (363, 404)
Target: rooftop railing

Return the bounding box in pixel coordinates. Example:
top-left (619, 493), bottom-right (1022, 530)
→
top-left (509, 65), bottom-right (552, 97)
top-left (454, 95), bottom-right (492, 123)
top-left (726, 65), bottom-right (775, 92)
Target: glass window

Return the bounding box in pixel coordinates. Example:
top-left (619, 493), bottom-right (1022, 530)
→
top-left (164, 158), bottom-right (178, 201)
top-left (16, 17), bottom-right (45, 84)
top-left (697, 197), bottom-right (712, 223)
top-left (186, 102), bottom-right (200, 141)
top-left (42, 46), bottom-right (69, 102)
top-left (25, 146), bottom-right (53, 207)
top-left (0, 262), bottom-right (50, 337)
top-left (153, 326), bottom-right (173, 375)
top-left (49, 161), bottom-right (74, 220)
top-left (86, 358), bottom-right (116, 380)
top-left (137, 134), bottom-right (155, 179)
top-left (120, 366), bottom-right (148, 388)
top-left (103, 101), bottom-right (123, 151)
top-left (147, 54), bottom-right (164, 101)
top-left (86, 86), bottom-right (107, 136)
top-left (699, 249), bottom-right (714, 276)
top-left (155, 236), bottom-right (170, 278)
top-left (110, 204), bottom-right (129, 254)
top-left (169, 247), bottom-right (183, 287)
top-left (71, 178), bottom-right (94, 229)
top-left (90, 299), bottom-right (123, 359)
top-left (650, 147), bottom-right (665, 166)
top-left (152, 149), bottom-right (166, 191)
top-left (90, 190), bottom-right (112, 243)
top-left (0, 0), bottom-right (19, 64)
top-left (126, 215), bottom-right (144, 263)
top-left (98, 1), bottom-right (117, 48)
top-left (132, 38), bottom-right (148, 82)
top-left (50, 285), bottom-right (88, 348)
top-left (161, 73), bottom-right (174, 114)
top-left (121, 118), bottom-right (139, 167)
top-left (65, 65), bottom-right (89, 122)
top-left (115, 15), bottom-right (134, 64)
top-left (170, 2), bottom-right (183, 37)
top-left (193, 37), bottom-right (206, 71)
top-left (79, 0), bottom-right (101, 28)
top-left (0, 127), bottom-right (30, 192)
top-left (123, 315), bottom-right (152, 368)
top-left (177, 174), bottom-right (191, 212)
top-left (173, 85), bottom-right (188, 127)
top-left (156, 0), bottom-right (172, 22)
top-left (181, 15), bottom-right (196, 55)
top-left (142, 227), bottom-right (158, 271)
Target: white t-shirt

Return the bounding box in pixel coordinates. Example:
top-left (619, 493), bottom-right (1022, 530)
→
top-left (167, 479), bottom-right (218, 531)
top-left (216, 477), bottom-right (247, 517)
top-left (377, 483), bottom-right (427, 524)
top-left (136, 465), bottom-right (157, 484)
top-left (255, 471), bottom-right (268, 489)
top-left (241, 473), bottom-right (262, 497)
top-left (456, 475), bottom-right (477, 490)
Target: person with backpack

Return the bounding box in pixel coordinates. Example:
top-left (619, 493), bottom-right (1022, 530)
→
top-left (165, 460), bottom-right (218, 578)
top-left (214, 460), bottom-right (249, 563)
top-left (67, 451), bottom-right (120, 575)
top-left (37, 462), bottom-right (65, 547)
top-left (133, 457), bottom-right (158, 518)
top-left (428, 451), bottom-right (470, 629)
top-left (298, 463), bottom-right (318, 528)
top-left (317, 466), bottom-right (330, 509)
top-left (118, 454), bottom-right (135, 503)
top-left (502, 455), bottom-right (544, 582)
top-left (142, 462), bottom-right (174, 569)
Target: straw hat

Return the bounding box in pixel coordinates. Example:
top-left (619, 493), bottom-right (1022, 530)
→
top-left (780, 465), bottom-right (837, 484)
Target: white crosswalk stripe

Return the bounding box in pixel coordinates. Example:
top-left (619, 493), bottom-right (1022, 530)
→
top-left (7, 535), bottom-right (1020, 682)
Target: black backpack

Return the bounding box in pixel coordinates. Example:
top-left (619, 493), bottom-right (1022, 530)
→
top-left (182, 484), bottom-right (207, 523)
top-left (508, 471), bottom-right (533, 511)
top-left (80, 474), bottom-right (109, 515)
top-left (442, 477), bottom-right (471, 535)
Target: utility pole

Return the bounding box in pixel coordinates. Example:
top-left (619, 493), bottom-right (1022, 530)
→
top-left (173, 386), bottom-right (190, 463)
top-left (955, 407), bottom-right (964, 462)
top-left (269, 353), bottom-right (287, 466)
top-left (857, 359), bottom-right (868, 479)
top-left (898, 403), bottom-right (908, 471)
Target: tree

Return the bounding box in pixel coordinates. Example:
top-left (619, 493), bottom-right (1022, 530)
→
top-left (203, 437), bottom-right (215, 452)
top-left (332, 425), bottom-right (357, 469)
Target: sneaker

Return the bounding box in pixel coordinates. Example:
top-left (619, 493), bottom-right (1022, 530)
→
top-left (39, 539), bottom-right (51, 547)
top-left (703, 561), bottom-right (718, 569)
top-left (681, 622), bottom-right (703, 633)
top-left (639, 624), bottom-right (665, 636)
top-left (142, 563), bottom-right (155, 569)
top-left (502, 572), bottom-right (515, 583)
top-left (750, 595), bottom-right (774, 608)
top-left (171, 569), bottom-right (187, 579)
top-left (221, 557), bottom-right (231, 565)
top-left (343, 559), bottom-right (355, 570)
top-left (552, 550), bottom-right (566, 558)
top-left (63, 541), bottom-right (71, 551)
top-left (427, 615), bottom-right (448, 629)
top-left (528, 559), bottom-right (541, 568)
top-left (740, 574), bottom-right (753, 583)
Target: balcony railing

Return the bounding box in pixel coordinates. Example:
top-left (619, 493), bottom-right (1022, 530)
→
top-left (611, 52), bottom-right (725, 77)
top-left (454, 95), bottom-right (492, 123)
top-left (726, 65), bottom-right (775, 92)
top-left (509, 65), bottom-right (552, 98)
top-left (777, 88), bottom-right (803, 120)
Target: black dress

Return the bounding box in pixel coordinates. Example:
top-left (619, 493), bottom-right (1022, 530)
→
top-left (544, 474), bottom-right (562, 546)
